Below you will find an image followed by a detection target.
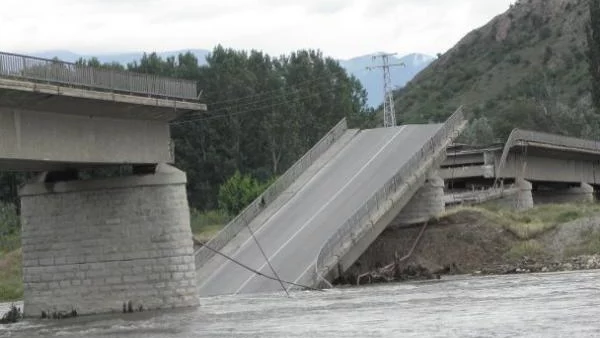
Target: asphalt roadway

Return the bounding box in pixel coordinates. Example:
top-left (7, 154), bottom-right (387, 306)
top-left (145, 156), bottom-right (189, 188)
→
top-left (198, 124), bottom-right (443, 296)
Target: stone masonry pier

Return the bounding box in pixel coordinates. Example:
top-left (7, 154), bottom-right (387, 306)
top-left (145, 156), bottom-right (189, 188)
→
top-left (19, 164), bottom-right (198, 317)
top-left (0, 51), bottom-right (205, 316)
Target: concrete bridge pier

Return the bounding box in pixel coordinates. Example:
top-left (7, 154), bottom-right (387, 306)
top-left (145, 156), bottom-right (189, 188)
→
top-left (515, 179), bottom-right (534, 210)
top-left (568, 182), bottom-right (595, 203)
top-left (19, 164), bottom-right (198, 317)
top-left (533, 182), bottom-right (595, 205)
top-left (392, 171), bottom-right (445, 226)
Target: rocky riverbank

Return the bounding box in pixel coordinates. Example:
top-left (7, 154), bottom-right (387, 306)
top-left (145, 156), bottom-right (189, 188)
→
top-left (477, 254), bottom-right (600, 275)
top-left (337, 204), bottom-right (600, 286)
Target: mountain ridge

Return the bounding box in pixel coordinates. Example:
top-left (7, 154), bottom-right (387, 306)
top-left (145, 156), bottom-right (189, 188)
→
top-left (393, 0), bottom-right (596, 143)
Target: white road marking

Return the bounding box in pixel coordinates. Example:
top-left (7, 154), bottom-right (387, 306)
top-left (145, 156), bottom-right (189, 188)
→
top-left (197, 130), bottom-right (361, 291)
top-left (234, 127), bottom-right (406, 294)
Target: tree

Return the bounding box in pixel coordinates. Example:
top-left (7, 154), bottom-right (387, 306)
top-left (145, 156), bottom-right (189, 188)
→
top-left (587, 0), bottom-right (600, 112)
top-left (217, 171), bottom-right (264, 215)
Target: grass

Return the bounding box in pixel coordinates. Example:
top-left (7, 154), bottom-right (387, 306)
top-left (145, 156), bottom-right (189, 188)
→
top-left (191, 209), bottom-right (230, 242)
top-left (565, 231), bottom-right (600, 257)
top-left (0, 249), bottom-right (23, 302)
top-left (505, 240), bottom-right (546, 260)
top-left (445, 203), bottom-right (600, 240)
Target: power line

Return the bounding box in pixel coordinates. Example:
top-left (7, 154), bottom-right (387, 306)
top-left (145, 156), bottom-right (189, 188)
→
top-left (171, 82), bottom-right (347, 125)
top-left (206, 68), bottom-right (369, 107)
top-left (245, 223), bottom-right (289, 297)
top-left (194, 239), bottom-right (321, 291)
top-left (206, 79), bottom-right (350, 115)
top-left (367, 53), bottom-right (405, 127)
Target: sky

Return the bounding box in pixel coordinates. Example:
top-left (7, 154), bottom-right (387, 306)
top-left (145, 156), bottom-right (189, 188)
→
top-left (1, 0), bottom-right (515, 59)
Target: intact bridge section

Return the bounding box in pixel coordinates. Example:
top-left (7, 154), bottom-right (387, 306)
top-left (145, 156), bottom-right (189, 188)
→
top-left (0, 51), bottom-right (206, 316)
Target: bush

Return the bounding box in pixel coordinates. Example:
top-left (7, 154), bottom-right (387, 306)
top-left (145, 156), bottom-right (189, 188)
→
top-left (539, 27), bottom-right (552, 40)
top-left (218, 171), bottom-right (272, 215)
top-left (0, 203), bottom-right (20, 253)
top-left (0, 250), bottom-right (23, 302)
top-left (190, 209), bottom-right (230, 234)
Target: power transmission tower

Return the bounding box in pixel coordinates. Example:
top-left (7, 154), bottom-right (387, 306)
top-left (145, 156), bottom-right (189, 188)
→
top-left (367, 53), bottom-right (405, 127)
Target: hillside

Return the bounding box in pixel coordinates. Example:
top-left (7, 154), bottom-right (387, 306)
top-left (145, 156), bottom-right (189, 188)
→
top-left (394, 0), bottom-right (598, 144)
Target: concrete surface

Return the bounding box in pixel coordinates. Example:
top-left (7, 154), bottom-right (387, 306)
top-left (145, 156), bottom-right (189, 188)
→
top-left (441, 130), bottom-right (600, 185)
top-left (195, 119), bottom-right (352, 271)
top-left (19, 164), bottom-right (198, 316)
top-left (0, 78), bottom-right (206, 120)
top-left (391, 172), bottom-right (445, 226)
top-left (0, 108), bottom-right (173, 170)
top-left (195, 128), bottom-right (360, 282)
top-left (197, 124), bottom-right (443, 296)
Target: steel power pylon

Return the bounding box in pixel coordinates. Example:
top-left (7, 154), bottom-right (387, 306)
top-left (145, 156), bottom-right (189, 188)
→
top-left (367, 53), bottom-right (405, 127)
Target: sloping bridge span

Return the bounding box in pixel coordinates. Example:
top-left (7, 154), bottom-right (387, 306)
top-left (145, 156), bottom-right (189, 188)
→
top-left (195, 108), bottom-right (467, 295)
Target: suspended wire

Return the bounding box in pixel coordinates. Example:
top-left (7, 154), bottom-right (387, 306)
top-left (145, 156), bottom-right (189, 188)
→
top-left (205, 67), bottom-right (370, 107)
top-left (195, 240), bottom-right (321, 291)
top-left (206, 80), bottom-right (348, 115)
top-left (245, 223), bottom-right (290, 297)
top-left (171, 82), bottom-right (346, 125)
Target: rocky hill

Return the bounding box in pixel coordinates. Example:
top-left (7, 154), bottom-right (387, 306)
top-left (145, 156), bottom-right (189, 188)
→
top-left (394, 0), bottom-right (598, 144)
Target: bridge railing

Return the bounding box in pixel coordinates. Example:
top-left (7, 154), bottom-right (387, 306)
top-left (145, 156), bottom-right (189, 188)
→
top-left (314, 107), bottom-right (466, 285)
top-left (0, 51), bottom-right (198, 100)
top-left (195, 118), bottom-right (349, 269)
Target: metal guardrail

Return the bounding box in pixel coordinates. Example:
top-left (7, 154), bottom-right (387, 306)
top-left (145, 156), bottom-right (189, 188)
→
top-left (195, 118), bottom-right (349, 268)
top-left (314, 108), bottom-right (466, 284)
top-left (0, 51), bottom-right (198, 100)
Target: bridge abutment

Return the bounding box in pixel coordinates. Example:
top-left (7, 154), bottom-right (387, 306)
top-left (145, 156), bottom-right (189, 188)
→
top-left (19, 164), bottom-right (198, 317)
top-left (392, 172), bottom-right (445, 226)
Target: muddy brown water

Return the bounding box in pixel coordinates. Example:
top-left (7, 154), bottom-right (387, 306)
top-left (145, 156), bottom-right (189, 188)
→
top-left (1, 270), bottom-right (600, 337)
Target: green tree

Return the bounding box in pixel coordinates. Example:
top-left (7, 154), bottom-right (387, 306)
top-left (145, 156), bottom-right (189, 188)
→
top-left (588, 0), bottom-right (600, 112)
top-left (217, 171), bottom-right (264, 215)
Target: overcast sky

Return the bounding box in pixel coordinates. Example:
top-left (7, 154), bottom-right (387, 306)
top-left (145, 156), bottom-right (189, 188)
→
top-left (1, 0), bottom-right (515, 59)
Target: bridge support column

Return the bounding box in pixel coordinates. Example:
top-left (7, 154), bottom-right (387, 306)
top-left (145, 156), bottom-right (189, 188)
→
top-left (567, 182), bottom-right (595, 203)
top-left (514, 179), bottom-right (534, 210)
top-left (533, 182), bottom-right (595, 204)
top-left (392, 172), bottom-right (445, 226)
top-left (19, 164), bottom-right (198, 317)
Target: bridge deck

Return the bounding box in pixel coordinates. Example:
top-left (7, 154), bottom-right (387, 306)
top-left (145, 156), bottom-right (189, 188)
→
top-left (197, 124), bottom-right (443, 296)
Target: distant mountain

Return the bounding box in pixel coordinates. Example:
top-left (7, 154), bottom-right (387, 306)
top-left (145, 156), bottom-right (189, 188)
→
top-left (30, 49), bottom-right (432, 107)
top-left (340, 53), bottom-right (435, 107)
top-left (31, 49), bottom-right (211, 66)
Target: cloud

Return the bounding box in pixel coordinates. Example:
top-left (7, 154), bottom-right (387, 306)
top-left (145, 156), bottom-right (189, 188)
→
top-left (0, 0), bottom-right (515, 59)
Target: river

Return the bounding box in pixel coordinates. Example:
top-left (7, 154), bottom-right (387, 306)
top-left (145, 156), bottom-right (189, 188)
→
top-left (1, 270), bottom-right (600, 337)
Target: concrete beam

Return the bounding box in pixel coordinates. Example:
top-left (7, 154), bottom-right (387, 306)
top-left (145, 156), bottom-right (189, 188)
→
top-left (0, 78), bottom-right (206, 121)
top-left (0, 108), bottom-right (173, 170)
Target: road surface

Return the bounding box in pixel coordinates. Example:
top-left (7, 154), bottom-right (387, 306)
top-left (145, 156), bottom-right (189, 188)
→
top-left (198, 124), bottom-right (443, 296)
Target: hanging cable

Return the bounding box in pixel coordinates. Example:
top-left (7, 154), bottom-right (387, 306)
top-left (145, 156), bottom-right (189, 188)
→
top-left (195, 239), bottom-right (322, 291)
top-left (245, 224), bottom-right (290, 297)
top-left (171, 83), bottom-right (346, 125)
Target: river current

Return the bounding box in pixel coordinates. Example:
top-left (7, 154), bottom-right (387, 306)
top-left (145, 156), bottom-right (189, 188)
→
top-left (1, 270), bottom-right (599, 337)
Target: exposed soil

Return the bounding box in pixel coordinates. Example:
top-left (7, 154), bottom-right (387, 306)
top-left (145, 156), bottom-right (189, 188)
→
top-left (337, 209), bottom-right (600, 286)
